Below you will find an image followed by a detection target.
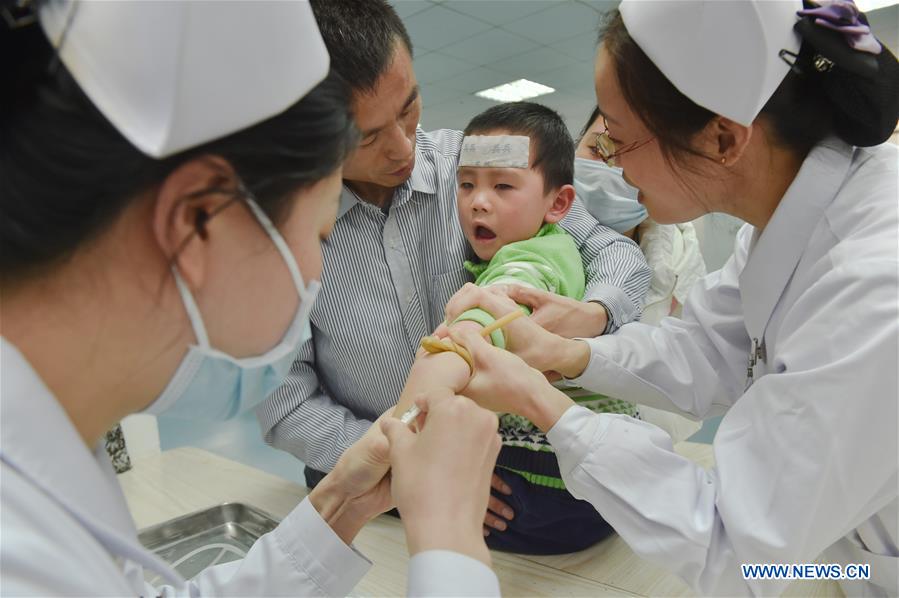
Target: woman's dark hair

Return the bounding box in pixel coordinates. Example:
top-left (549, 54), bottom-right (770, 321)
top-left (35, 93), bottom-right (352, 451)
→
top-left (464, 102), bottom-right (575, 193)
top-left (578, 106), bottom-right (602, 142)
top-left (1, 19), bottom-right (358, 284)
top-left (598, 10), bottom-right (839, 168)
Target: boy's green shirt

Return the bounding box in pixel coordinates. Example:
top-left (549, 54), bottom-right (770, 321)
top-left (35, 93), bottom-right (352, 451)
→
top-left (455, 223), bottom-right (584, 348)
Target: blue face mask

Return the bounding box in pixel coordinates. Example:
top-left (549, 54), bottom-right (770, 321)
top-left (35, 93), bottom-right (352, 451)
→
top-left (143, 197), bottom-right (319, 420)
top-left (573, 157), bottom-right (648, 234)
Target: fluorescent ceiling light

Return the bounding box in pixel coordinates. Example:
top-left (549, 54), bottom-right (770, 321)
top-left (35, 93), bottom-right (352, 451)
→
top-left (855, 0), bottom-right (897, 11)
top-left (475, 79), bottom-right (555, 102)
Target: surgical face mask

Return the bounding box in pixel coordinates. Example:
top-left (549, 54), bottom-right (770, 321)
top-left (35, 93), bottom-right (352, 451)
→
top-left (573, 157), bottom-right (648, 234)
top-left (143, 196), bottom-right (320, 420)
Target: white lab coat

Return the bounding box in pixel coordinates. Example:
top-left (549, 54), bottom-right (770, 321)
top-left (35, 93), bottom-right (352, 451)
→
top-left (552, 139), bottom-right (898, 596)
top-left (636, 219), bottom-right (707, 324)
top-left (0, 339), bottom-right (500, 597)
top-left (633, 219), bottom-right (707, 442)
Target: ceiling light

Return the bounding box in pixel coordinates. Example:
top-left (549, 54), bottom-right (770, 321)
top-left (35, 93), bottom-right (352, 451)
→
top-left (475, 79), bottom-right (555, 102)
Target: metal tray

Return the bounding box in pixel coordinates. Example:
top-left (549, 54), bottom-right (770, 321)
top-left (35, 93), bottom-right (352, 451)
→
top-left (138, 503), bottom-right (280, 583)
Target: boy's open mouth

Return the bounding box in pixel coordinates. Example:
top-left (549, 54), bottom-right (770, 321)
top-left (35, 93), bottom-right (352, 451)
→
top-left (475, 225), bottom-right (496, 241)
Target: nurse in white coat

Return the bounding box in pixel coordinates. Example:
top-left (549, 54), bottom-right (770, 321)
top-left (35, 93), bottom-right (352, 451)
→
top-left (444, 1), bottom-right (899, 595)
top-left (0, 2), bottom-right (501, 595)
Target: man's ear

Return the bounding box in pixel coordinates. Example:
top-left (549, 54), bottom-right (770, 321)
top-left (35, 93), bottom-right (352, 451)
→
top-left (697, 116), bottom-right (753, 167)
top-left (151, 156), bottom-right (239, 290)
top-left (544, 184), bottom-right (576, 224)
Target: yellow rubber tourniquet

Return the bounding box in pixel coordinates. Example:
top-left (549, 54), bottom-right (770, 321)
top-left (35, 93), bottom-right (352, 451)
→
top-left (418, 310), bottom-right (525, 374)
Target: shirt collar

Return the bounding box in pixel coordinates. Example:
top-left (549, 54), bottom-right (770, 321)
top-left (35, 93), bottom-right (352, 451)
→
top-left (739, 138), bottom-right (854, 339)
top-left (337, 129), bottom-right (438, 219)
top-left (0, 338), bottom-right (140, 541)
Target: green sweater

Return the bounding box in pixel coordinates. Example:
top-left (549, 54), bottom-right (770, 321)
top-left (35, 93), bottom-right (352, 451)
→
top-left (454, 223), bottom-right (636, 489)
top-left (456, 223), bottom-right (583, 348)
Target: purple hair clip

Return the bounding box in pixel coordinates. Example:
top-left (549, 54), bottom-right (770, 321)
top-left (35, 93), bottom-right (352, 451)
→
top-left (797, 0), bottom-right (883, 55)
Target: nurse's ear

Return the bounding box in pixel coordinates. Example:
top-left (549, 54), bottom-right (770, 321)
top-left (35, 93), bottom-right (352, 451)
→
top-left (696, 116), bottom-right (753, 167)
top-left (151, 156), bottom-right (240, 290)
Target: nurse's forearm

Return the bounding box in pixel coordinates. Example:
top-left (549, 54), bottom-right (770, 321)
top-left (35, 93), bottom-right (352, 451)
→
top-left (307, 475), bottom-right (373, 545)
top-left (557, 338), bottom-right (591, 380)
top-left (523, 383), bottom-right (577, 433)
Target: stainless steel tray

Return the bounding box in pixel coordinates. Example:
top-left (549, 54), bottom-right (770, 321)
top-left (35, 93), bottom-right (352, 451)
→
top-left (138, 503), bottom-right (280, 582)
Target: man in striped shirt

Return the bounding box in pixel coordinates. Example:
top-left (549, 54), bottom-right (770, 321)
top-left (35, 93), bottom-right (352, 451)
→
top-left (258, 0), bottom-right (652, 489)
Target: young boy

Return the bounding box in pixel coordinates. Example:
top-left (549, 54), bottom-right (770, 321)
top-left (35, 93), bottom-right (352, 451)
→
top-left (394, 102), bottom-right (637, 555)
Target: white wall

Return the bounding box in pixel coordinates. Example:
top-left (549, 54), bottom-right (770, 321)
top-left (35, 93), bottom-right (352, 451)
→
top-left (692, 213), bottom-right (745, 272)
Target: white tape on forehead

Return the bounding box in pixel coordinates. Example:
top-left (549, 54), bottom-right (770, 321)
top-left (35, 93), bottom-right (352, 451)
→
top-left (459, 135), bottom-right (530, 168)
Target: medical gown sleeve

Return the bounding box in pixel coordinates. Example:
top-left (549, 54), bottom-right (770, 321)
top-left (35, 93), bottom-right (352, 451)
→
top-left (569, 226), bottom-right (756, 420)
top-left (150, 498), bottom-right (501, 597)
top-left (548, 256), bottom-right (898, 596)
top-left (408, 550), bottom-right (501, 596)
top-left (152, 497), bottom-right (370, 597)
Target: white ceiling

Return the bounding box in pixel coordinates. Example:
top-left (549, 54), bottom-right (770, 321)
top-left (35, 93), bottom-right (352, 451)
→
top-left (391, 0), bottom-right (899, 137)
top-left (390, 0), bottom-right (616, 135)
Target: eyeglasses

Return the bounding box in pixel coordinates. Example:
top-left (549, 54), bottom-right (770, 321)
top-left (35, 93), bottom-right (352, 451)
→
top-left (589, 117), bottom-right (654, 167)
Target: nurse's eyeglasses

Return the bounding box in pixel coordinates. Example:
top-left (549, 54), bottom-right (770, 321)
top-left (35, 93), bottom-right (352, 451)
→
top-left (588, 117), bottom-right (654, 167)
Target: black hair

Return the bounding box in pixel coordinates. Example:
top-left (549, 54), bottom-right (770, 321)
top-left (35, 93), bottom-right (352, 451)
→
top-left (1, 17), bottom-right (358, 285)
top-left (309, 0), bottom-right (413, 95)
top-left (578, 106), bottom-right (602, 142)
top-left (463, 102), bottom-right (575, 193)
top-left (598, 9), bottom-right (899, 167)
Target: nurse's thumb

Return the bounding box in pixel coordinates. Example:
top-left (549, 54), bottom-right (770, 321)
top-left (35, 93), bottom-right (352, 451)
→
top-left (504, 284), bottom-right (544, 311)
top-left (379, 417), bottom-right (415, 454)
top-left (447, 325), bottom-right (488, 351)
top-left (448, 326), bottom-right (491, 366)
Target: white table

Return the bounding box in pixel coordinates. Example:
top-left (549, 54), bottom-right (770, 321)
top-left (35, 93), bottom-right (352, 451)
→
top-left (118, 444), bottom-right (843, 596)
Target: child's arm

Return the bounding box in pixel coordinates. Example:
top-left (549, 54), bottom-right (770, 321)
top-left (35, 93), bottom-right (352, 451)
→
top-left (392, 320), bottom-right (484, 418)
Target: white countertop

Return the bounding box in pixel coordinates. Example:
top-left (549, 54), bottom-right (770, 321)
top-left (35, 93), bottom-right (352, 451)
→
top-left (118, 444), bottom-right (843, 597)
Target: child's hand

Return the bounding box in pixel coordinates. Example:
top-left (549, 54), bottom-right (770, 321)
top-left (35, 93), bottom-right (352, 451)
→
top-left (484, 474), bottom-right (514, 536)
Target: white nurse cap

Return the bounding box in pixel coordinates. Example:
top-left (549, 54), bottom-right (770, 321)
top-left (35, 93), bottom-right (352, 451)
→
top-left (619, 0), bottom-right (802, 126)
top-left (38, 0), bottom-right (329, 158)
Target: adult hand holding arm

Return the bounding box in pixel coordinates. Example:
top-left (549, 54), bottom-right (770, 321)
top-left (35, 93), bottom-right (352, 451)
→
top-left (445, 283), bottom-right (609, 340)
top-left (308, 412), bottom-right (394, 544)
top-left (503, 284), bottom-right (609, 340)
top-left (443, 285), bottom-right (592, 380)
top-left (446, 327), bottom-right (577, 433)
top-left (381, 390), bottom-right (503, 596)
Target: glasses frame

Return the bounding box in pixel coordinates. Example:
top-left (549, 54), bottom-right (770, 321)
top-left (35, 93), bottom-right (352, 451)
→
top-left (590, 117), bottom-right (654, 167)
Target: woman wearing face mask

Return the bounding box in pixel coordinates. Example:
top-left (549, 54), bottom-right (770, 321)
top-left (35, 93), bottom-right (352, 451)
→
top-left (442, 1), bottom-right (898, 595)
top-left (573, 110), bottom-right (707, 443)
top-left (0, 2), bottom-right (500, 595)
top-left (574, 108), bottom-right (707, 325)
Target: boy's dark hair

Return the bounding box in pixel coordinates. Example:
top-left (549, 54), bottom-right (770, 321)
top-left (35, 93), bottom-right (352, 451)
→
top-left (310, 0), bottom-right (414, 95)
top-left (464, 102), bottom-right (574, 192)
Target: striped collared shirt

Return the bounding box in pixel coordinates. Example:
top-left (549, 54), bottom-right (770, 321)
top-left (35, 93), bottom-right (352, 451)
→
top-left (258, 128), bottom-right (651, 472)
